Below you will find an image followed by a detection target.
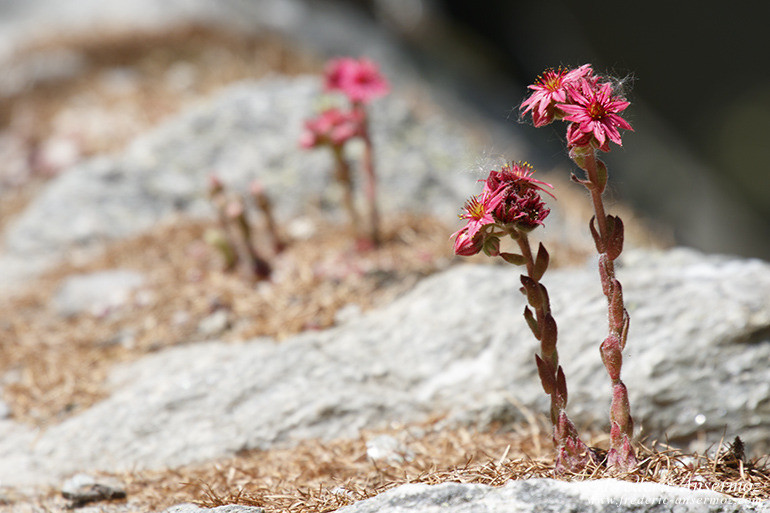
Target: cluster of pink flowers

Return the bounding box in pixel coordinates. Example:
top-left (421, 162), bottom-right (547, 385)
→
top-left (453, 162), bottom-right (553, 257)
top-left (520, 64), bottom-right (632, 152)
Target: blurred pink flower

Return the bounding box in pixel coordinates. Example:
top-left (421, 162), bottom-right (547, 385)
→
top-left (558, 80), bottom-right (633, 151)
top-left (324, 57), bottom-right (390, 104)
top-left (520, 64), bottom-right (593, 127)
top-left (300, 108), bottom-right (364, 149)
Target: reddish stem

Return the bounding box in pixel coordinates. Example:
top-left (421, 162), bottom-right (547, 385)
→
top-left (332, 146), bottom-right (361, 240)
top-left (356, 103), bottom-right (380, 247)
top-left (577, 150), bottom-right (636, 471)
top-left (514, 230), bottom-right (591, 473)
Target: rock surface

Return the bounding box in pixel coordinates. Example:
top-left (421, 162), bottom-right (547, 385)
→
top-left (51, 269), bottom-right (146, 318)
top-left (1, 248), bottom-right (769, 488)
top-left (164, 505), bottom-right (265, 513)
top-left (335, 479), bottom-right (767, 513)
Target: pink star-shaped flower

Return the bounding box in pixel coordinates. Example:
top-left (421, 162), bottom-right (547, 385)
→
top-left (456, 192), bottom-right (502, 239)
top-left (520, 64), bottom-right (593, 127)
top-left (557, 80), bottom-right (633, 152)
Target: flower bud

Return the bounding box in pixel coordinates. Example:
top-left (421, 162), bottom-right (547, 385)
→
top-left (452, 229), bottom-right (482, 256)
top-left (482, 236), bottom-right (501, 257)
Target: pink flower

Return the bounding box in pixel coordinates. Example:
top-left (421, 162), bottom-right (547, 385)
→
top-left (300, 108), bottom-right (364, 149)
top-left (483, 161), bottom-right (555, 200)
top-left (451, 192), bottom-right (501, 256)
top-left (557, 80), bottom-right (633, 151)
top-left (457, 193), bottom-right (502, 239)
top-left (482, 162), bottom-right (553, 231)
top-left (324, 57), bottom-right (389, 104)
top-left (520, 64), bottom-right (593, 127)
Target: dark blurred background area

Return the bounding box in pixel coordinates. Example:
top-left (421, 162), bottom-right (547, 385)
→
top-left (345, 0), bottom-right (770, 259)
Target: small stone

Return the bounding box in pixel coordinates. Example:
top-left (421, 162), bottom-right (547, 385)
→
top-left (197, 309), bottom-right (231, 337)
top-left (286, 217), bottom-right (316, 240)
top-left (61, 473), bottom-right (126, 507)
top-left (99, 329), bottom-right (137, 350)
top-left (334, 303), bottom-right (362, 325)
top-left (36, 135), bottom-right (81, 176)
top-left (366, 434), bottom-right (413, 463)
top-left (0, 400), bottom-right (12, 420)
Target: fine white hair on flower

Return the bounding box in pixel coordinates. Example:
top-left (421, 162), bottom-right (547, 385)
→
top-left (460, 148), bottom-right (509, 179)
top-left (607, 70), bottom-right (636, 99)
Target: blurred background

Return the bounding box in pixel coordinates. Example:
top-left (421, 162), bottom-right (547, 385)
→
top-left (1, 0), bottom-right (768, 259)
top-left (357, 0), bottom-right (770, 259)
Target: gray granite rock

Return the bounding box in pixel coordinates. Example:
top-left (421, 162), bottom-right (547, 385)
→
top-left (164, 505), bottom-right (264, 513)
top-left (52, 269), bottom-right (146, 318)
top-left (0, 248), bottom-right (768, 488)
top-left (335, 479), bottom-right (767, 513)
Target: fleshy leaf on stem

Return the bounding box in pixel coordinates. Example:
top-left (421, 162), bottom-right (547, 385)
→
top-left (555, 366), bottom-right (568, 407)
top-left (609, 279), bottom-right (625, 332)
top-left (532, 242), bottom-right (550, 282)
top-left (620, 312), bottom-right (630, 351)
top-left (610, 383), bottom-right (633, 435)
top-left (599, 254), bottom-right (614, 298)
top-left (535, 354), bottom-right (556, 395)
top-left (541, 313), bottom-right (558, 355)
top-left (520, 275), bottom-right (542, 307)
top-left (500, 252), bottom-right (526, 265)
top-left (600, 334), bottom-right (622, 381)
top-left (606, 215), bottom-right (625, 261)
top-left (538, 282), bottom-right (551, 315)
top-left (570, 172), bottom-right (591, 187)
top-left (595, 159), bottom-right (608, 193)
top-left (523, 306), bottom-right (539, 339)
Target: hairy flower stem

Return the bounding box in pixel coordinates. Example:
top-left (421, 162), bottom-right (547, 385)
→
top-left (571, 147), bottom-right (636, 471)
top-left (511, 228), bottom-right (591, 473)
top-left (356, 104), bottom-right (380, 247)
top-left (331, 146), bottom-right (361, 241)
